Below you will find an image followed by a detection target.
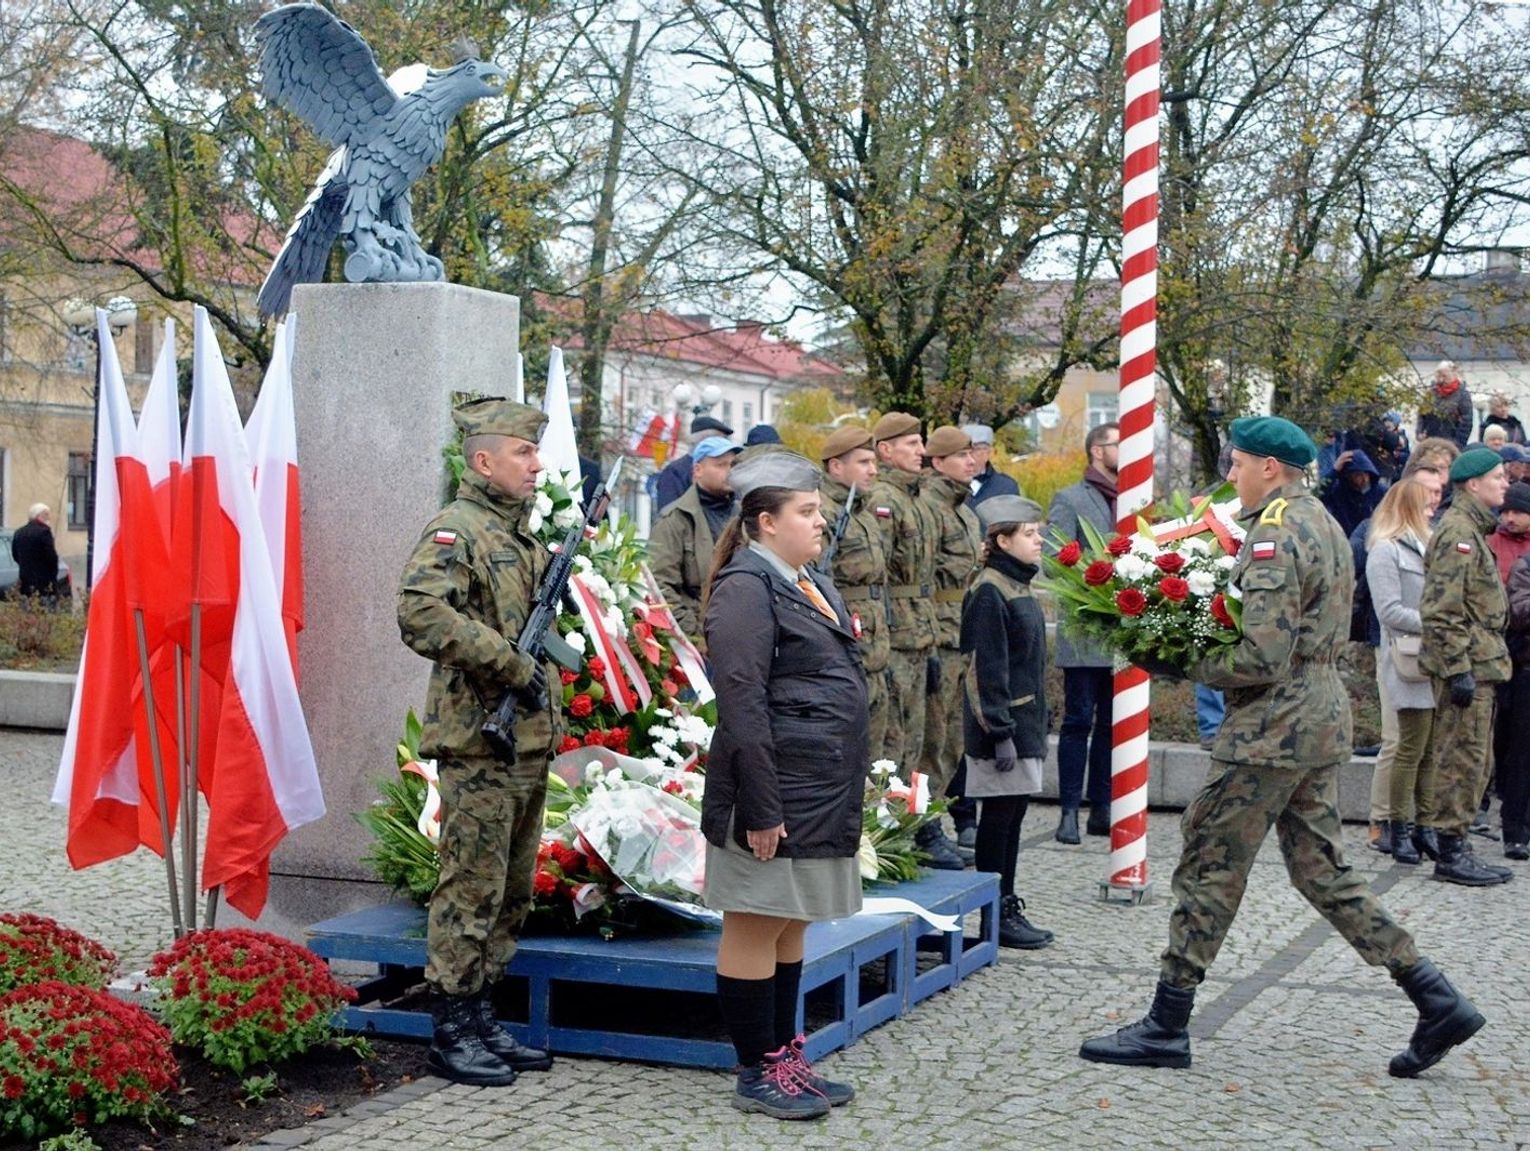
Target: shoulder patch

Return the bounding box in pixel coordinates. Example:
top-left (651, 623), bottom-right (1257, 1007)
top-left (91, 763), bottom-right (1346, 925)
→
top-left (1456, 541), bottom-right (1472, 553)
top-left (433, 530), bottom-right (458, 546)
top-left (1258, 498), bottom-right (1287, 527)
top-left (1252, 540), bottom-right (1277, 560)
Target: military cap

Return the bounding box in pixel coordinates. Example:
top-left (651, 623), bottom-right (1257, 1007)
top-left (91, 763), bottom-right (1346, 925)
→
top-left (1450, 446), bottom-right (1504, 482)
top-left (962, 423), bottom-right (995, 445)
top-left (924, 425), bottom-right (972, 458)
top-left (729, 449), bottom-right (822, 500)
top-left (1228, 416), bottom-right (1317, 468)
top-left (691, 435), bottom-right (742, 461)
top-left (1502, 481), bottom-right (1530, 514)
top-left (820, 425), bottom-right (874, 461)
top-left (976, 494), bottom-right (1044, 531)
top-left (691, 414), bottom-right (734, 436)
top-left (745, 424), bottom-right (782, 446)
top-left (872, 411), bottom-right (921, 444)
top-left (453, 397), bottom-right (547, 442)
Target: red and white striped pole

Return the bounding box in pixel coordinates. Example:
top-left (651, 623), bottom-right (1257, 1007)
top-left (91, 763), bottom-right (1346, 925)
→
top-left (1107, 0), bottom-right (1160, 895)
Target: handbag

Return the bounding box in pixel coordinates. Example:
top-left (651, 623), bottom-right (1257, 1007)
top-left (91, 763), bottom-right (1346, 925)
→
top-left (1389, 633), bottom-right (1428, 683)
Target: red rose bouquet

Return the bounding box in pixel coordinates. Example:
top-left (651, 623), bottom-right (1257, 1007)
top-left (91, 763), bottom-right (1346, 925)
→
top-left (1044, 489), bottom-right (1246, 672)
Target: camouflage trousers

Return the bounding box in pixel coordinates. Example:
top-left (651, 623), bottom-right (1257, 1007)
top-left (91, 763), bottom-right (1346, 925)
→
top-left (1427, 679), bottom-right (1497, 837)
top-left (426, 749), bottom-right (550, 997)
top-left (1160, 757), bottom-right (1419, 990)
top-left (866, 663), bottom-right (891, 765)
top-left (918, 646), bottom-right (965, 799)
top-left (884, 646), bottom-right (931, 774)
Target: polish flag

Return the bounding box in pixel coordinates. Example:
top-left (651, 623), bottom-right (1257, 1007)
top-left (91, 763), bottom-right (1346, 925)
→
top-left (627, 408), bottom-right (669, 459)
top-left (245, 316), bottom-right (304, 680)
top-left (174, 308), bottom-right (324, 917)
top-left (52, 310), bottom-right (160, 866)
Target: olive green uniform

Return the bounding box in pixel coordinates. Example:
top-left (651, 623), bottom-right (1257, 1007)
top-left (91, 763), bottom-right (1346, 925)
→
top-left (918, 471), bottom-right (983, 797)
top-left (1419, 492), bottom-right (1511, 837)
top-left (872, 468), bottom-right (939, 771)
top-left (820, 477), bottom-right (893, 759)
top-left (398, 468), bottom-right (562, 998)
top-left (646, 484), bottom-right (720, 650)
top-left (1168, 483), bottom-right (1419, 989)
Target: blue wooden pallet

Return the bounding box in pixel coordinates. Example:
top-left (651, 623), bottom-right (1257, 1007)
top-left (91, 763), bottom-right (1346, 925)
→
top-left (306, 870), bottom-right (999, 1069)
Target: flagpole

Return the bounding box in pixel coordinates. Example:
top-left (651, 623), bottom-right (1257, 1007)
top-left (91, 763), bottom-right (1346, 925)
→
top-left (185, 604), bottom-right (201, 933)
top-left (204, 888), bottom-right (220, 930)
top-left (134, 610), bottom-right (185, 938)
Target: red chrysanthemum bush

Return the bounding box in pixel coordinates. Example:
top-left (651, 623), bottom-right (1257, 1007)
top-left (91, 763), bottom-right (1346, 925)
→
top-left (0, 914), bottom-right (117, 995)
top-left (0, 980), bottom-right (177, 1141)
top-left (147, 929), bottom-right (357, 1074)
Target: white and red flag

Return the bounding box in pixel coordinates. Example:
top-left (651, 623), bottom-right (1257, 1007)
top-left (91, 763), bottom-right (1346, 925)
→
top-left (245, 316), bottom-right (304, 680)
top-left (171, 307), bottom-right (323, 917)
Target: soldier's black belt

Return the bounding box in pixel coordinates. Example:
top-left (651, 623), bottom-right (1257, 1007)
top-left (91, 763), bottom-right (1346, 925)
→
top-left (933, 588), bottom-right (965, 604)
top-left (889, 583), bottom-right (932, 599)
top-left (839, 585), bottom-right (884, 602)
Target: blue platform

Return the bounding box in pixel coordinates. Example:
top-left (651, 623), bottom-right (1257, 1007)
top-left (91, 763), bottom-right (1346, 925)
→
top-left (306, 869), bottom-right (999, 1069)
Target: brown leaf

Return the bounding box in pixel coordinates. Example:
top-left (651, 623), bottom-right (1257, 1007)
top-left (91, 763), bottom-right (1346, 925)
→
top-left (304, 1103), bottom-right (327, 1118)
top-left (1223, 1083), bottom-right (1241, 1094)
top-left (1097, 1098), bottom-right (1111, 1110)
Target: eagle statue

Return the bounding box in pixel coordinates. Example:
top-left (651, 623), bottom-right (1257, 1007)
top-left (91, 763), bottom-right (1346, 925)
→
top-left (253, 3), bottom-right (507, 318)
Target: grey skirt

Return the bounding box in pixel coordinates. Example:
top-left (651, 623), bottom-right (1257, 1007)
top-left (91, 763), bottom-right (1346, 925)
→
top-left (703, 816), bottom-right (862, 921)
top-left (964, 754), bottom-right (1044, 798)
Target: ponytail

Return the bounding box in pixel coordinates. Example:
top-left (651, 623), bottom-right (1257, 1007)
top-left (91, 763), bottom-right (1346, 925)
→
top-left (700, 486), bottom-right (798, 615)
top-left (703, 515), bottom-right (747, 613)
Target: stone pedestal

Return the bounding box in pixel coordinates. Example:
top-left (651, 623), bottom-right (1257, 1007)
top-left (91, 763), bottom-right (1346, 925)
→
top-left (227, 282), bottom-right (519, 939)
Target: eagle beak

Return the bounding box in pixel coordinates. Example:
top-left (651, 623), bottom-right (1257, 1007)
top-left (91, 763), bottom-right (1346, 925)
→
top-left (481, 64), bottom-right (508, 93)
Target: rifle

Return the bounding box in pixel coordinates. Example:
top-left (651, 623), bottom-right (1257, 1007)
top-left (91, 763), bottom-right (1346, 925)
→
top-left (816, 484), bottom-right (856, 573)
top-left (482, 458), bottom-right (625, 760)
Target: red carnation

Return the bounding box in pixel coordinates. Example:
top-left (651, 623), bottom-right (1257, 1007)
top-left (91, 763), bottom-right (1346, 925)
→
top-left (583, 730), bottom-right (606, 747)
top-left (1116, 588), bottom-right (1148, 617)
top-left (1056, 540), bottom-right (1083, 567)
top-left (1211, 593), bottom-right (1237, 629)
top-left (560, 670), bottom-right (578, 686)
top-left (1158, 576), bottom-right (1190, 603)
top-left (532, 869), bottom-right (560, 898)
top-left (662, 779), bottom-right (685, 796)
top-left (607, 727), bottom-right (630, 749)
top-left (569, 694), bottom-right (594, 718)
top-left (587, 656), bottom-right (607, 678)
top-left (1154, 552), bottom-right (1185, 574)
top-left (549, 843), bottom-right (584, 873)
top-left (1107, 535), bottom-right (1133, 556)
top-left (558, 735), bottom-right (581, 753)
top-left (1083, 560), bottom-right (1116, 587)
top-left (3, 1074), bottom-right (22, 1099)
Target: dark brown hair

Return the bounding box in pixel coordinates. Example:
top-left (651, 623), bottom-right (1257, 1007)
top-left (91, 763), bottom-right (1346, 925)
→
top-left (1085, 422), bottom-right (1120, 454)
top-left (702, 486), bottom-right (799, 609)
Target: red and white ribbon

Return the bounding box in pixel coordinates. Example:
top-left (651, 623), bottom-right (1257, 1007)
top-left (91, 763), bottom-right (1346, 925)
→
top-left (568, 573), bottom-right (639, 714)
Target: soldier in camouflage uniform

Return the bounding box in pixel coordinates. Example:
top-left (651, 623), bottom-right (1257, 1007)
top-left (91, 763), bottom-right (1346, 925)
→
top-left (397, 398), bottom-right (560, 1087)
top-left (819, 426), bottom-right (892, 759)
top-left (1418, 446), bottom-right (1514, 886)
top-left (869, 412), bottom-right (939, 779)
top-left (1081, 417), bottom-right (1486, 1079)
top-left (917, 426), bottom-right (983, 868)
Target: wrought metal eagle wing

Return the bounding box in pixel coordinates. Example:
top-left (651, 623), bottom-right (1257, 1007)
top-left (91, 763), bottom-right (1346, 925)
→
top-left (254, 3), bottom-right (398, 148)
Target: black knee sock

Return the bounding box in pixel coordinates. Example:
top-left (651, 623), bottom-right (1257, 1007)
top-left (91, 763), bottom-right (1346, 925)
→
top-left (976, 795), bottom-right (1023, 889)
top-left (716, 973), bottom-right (776, 1068)
top-left (773, 960), bottom-right (804, 1049)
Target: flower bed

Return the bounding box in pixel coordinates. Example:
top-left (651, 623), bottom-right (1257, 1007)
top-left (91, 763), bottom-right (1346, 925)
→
top-left (0, 913), bottom-right (117, 995)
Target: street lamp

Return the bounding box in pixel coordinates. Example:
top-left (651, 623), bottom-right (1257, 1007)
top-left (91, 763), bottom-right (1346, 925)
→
top-left (673, 382), bottom-right (723, 419)
top-left (62, 296), bottom-right (139, 587)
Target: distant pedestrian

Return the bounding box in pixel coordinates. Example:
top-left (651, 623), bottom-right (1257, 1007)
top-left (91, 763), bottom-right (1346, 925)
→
top-left (1481, 393), bottom-right (1526, 446)
top-left (1418, 361), bottom-right (1475, 449)
top-left (962, 424), bottom-right (1020, 506)
top-left (746, 424), bottom-right (783, 447)
top-left (10, 504), bottom-right (59, 604)
top-left (1321, 449), bottom-right (1384, 538)
top-left (653, 414), bottom-right (735, 513)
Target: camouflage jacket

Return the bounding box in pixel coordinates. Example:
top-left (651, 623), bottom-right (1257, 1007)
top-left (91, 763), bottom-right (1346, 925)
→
top-left (819, 478), bottom-right (891, 673)
top-left (1188, 482), bottom-right (1353, 769)
top-left (870, 468), bottom-right (938, 651)
top-left (397, 469), bottom-right (561, 762)
top-left (1419, 492), bottom-right (1511, 683)
top-left (646, 484), bottom-right (722, 650)
top-left (921, 472), bottom-right (983, 649)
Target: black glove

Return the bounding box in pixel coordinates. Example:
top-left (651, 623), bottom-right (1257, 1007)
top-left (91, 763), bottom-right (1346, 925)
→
top-left (1448, 671), bottom-right (1476, 708)
top-left (1133, 653), bottom-right (1187, 680)
top-left (507, 649), bottom-right (549, 707)
top-left (926, 654), bottom-right (942, 693)
top-left (993, 738), bottom-right (1018, 773)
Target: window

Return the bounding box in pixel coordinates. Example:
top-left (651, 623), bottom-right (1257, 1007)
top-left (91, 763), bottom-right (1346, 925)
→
top-left (66, 452), bottom-right (91, 530)
top-left (134, 315), bottom-right (155, 374)
top-left (721, 399), bottom-right (734, 425)
top-left (742, 402), bottom-right (754, 427)
top-left (1087, 392), bottom-right (1119, 429)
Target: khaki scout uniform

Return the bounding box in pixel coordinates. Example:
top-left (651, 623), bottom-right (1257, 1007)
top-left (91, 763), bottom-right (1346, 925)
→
top-left (919, 471), bottom-right (983, 797)
top-left (820, 476), bottom-right (892, 758)
top-left (1419, 491), bottom-right (1511, 837)
top-left (646, 484), bottom-right (722, 650)
top-left (871, 468), bottom-right (939, 771)
top-left (398, 456), bottom-right (562, 998)
top-left (1171, 481), bottom-right (1418, 988)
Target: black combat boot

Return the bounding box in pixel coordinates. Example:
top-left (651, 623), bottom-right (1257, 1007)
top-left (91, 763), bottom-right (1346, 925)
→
top-left (1389, 821), bottom-right (1420, 865)
top-left (474, 988), bottom-right (553, 1070)
top-left (1078, 981), bottom-right (1195, 1069)
top-left (1412, 824), bottom-right (1441, 862)
top-left (996, 894), bottom-right (1053, 950)
top-left (1388, 959), bottom-right (1486, 1078)
top-left (1085, 805), bottom-right (1110, 837)
top-left (1433, 833), bottom-right (1513, 886)
top-left (427, 995), bottom-right (518, 1086)
top-left (915, 822), bottom-right (966, 870)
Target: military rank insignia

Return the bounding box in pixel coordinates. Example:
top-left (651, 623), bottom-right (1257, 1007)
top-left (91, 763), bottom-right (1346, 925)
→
top-left (433, 530), bottom-right (458, 546)
top-left (875, 506), bottom-right (892, 518)
top-left (1252, 540), bottom-right (1276, 560)
top-left (1456, 541), bottom-right (1472, 553)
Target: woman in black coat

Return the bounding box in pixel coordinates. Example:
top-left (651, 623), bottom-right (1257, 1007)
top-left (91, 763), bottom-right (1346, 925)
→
top-left (960, 495), bottom-right (1054, 950)
top-left (701, 449), bottom-right (868, 1121)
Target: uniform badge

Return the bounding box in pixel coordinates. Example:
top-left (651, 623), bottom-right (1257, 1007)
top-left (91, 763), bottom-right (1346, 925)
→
top-left (1456, 541), bottom-right (1472, 553)
top-left (851, 611), bottom-right (863, 639)
top-left (433, 530), bottom-right (458, 546)
top-left (875, 506), bottom-right (892, 518)
top-left (1252, 540), bottom-right (1276, 560)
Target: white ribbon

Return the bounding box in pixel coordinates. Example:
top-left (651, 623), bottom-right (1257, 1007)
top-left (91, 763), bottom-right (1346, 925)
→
top-left (858, 896), bottom-right (961, 934)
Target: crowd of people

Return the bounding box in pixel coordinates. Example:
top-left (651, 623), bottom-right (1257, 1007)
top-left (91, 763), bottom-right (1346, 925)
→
top-left (392, 380), bottom-right (1520, 1116)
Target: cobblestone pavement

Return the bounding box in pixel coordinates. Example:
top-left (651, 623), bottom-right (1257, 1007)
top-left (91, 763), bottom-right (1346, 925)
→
top-left (7, 727), bottom-right (1529, 1150)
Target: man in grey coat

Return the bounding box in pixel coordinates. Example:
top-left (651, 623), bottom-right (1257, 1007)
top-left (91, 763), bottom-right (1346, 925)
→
top-left (1046, 422), bottom-right (1119, 843)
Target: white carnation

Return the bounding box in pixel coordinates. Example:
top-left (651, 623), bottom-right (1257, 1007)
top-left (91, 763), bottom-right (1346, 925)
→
top-left (527, 509), bottom-right (544, 534)
top-left (1114, 554), bottom-right (1153, 582)
top-left (534, 492), bottom-right (554, 517)
top-left (1178, 537), bottom-right (1209, 557)
top-left (1186, 570), bottom-right (1217, 598)
top-left (1128, 534), bottom-right (1160, 558)
top-left (553, 506), bottom-right (581, 531)
top-left (574, 554), bottom-right (594, 573)
top-left (871, 759), bottom-right (898, 776)
top-left (565, 630), bottom-right (587, 654)
top-left (1215, 554), bottom-right (1237, 572)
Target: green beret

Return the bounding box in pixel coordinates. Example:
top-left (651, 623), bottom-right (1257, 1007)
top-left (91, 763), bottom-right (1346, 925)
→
top-left (452, 397), bottom-right (547, 442)
top-left (872, 411), bottom-right (921, 444)
top-left (1229, 416), bottom-right (1317, 468)
top-left (1449, 446), bottom-right (1503, 483)
top-left (976, 495), bottom-right (1043, 531)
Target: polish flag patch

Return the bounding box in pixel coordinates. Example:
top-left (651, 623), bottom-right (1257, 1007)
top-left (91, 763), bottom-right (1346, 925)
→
top-left (875, 506), bottom-right (892, 518)
top-left (1456, 541), bottom-right (1472, 553)
top-left (1252, 541), bottom-right (1276, 560)
top-left (851, 611), bottom-right (864, 639)
top-left (433, 530), bottom-right (458, 546)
